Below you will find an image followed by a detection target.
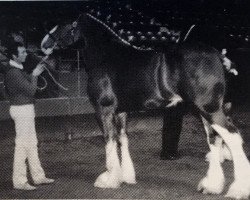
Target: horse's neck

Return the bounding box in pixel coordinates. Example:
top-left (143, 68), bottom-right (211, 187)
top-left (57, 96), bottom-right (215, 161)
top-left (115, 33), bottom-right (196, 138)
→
top-left (80, 14), bottom-right (114, 47)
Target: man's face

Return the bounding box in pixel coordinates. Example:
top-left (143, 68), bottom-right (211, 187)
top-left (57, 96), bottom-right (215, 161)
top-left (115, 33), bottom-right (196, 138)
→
top-left (13, 46), bottom-right (28, 63)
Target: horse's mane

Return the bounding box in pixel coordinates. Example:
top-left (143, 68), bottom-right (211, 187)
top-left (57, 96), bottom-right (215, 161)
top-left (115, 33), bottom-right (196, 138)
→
top-left (84, 13), bottom-right (153, 51)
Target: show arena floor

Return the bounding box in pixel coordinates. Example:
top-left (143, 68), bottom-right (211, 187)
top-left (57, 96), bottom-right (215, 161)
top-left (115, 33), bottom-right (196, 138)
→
top-left (0, 106), bottom-right (250, 199)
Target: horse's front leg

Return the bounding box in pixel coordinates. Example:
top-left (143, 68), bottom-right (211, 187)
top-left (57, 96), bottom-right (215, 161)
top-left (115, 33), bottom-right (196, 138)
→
top-left (94, 106), bottom-right (122, 188)
top-left (116, 112), bottom-right (136, 184)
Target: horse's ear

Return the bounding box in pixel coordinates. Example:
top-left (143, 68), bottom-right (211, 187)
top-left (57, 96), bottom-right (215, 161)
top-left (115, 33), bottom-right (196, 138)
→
top-left (72, 21), bottom-right (78, 28)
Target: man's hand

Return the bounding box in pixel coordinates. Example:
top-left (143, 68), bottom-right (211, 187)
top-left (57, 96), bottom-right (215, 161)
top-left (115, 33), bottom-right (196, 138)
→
top-left (32, 64), bottom-right (45, 77)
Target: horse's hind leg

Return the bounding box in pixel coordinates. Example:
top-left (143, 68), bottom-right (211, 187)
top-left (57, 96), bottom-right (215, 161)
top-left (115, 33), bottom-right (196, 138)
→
top-left (202, 117), bottom-right (231, 163)
top-left (94, 106), bottom-right (122, 188)
top-left (210, 113), bottom-right (250, 199)
top-left (200, 108), bottom-right (250, 199)
top-left (198, 117), bottom-right (225, 194)
top-left (206, 136), bottom-right (232, 163)
top-left (115, 112), bottom-right (136, 184)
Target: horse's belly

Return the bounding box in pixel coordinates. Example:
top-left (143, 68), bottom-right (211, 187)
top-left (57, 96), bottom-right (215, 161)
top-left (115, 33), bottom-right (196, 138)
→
top-left (115, 76), bottom-right (162, 112)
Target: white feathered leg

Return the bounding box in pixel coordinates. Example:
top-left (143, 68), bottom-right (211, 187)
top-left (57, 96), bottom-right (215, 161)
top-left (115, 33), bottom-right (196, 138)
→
top-left (212, 124), bottom-right (250, 199)
top-left (120, 129), bottom-right (136, 184)
top-left (94, 140), bottom-right (122, 188)
top-left (206, 138), bottom-right (232, 163)
top-left (198, 145), bottom-right (225, 194)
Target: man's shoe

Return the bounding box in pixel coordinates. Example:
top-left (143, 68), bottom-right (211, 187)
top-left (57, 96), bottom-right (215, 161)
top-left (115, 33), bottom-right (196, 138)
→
top-left (14, 182), bottom-right (37, 190)
top-left (34, 178), bottom-right (54, 185)
top-left (160, 151), bottom-right (181, 160)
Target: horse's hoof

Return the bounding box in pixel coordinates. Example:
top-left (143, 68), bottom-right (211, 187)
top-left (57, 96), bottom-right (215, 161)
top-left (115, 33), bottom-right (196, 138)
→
top-left (225, 181), bottom-right (250, 199)
top-left (14, 182), bottom-right (37, 190)
top-left (197, 177), bottom-right (224, 195)
top-left (121, 161), bottom-right (136, 184)
top-left (33, 177), bottom-right (55, 185)
top-left (122, 175), bottom-right (136, 184)
top-left (94, 171), bottom-right (121, 188)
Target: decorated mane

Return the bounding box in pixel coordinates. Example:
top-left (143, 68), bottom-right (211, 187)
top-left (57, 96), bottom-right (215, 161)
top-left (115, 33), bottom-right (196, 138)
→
top-left (86, 13), bottom-right (153, 51)
top-left (83, 3), bottom-right (192, 51)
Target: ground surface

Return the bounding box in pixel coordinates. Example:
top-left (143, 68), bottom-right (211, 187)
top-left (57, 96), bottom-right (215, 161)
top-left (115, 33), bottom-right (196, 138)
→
top-left (0, 106), bottom-right (250, 199)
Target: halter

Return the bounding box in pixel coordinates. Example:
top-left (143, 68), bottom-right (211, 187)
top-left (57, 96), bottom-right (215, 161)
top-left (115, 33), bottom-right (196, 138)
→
top-left (46, 26), bottom-right (76, 49)
top-left (44, 15), bottom-right (82, 50)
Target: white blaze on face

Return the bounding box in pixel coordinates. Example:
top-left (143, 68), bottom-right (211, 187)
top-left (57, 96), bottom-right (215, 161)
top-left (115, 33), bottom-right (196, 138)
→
top-left (41, 25), bottom-right (58, 55)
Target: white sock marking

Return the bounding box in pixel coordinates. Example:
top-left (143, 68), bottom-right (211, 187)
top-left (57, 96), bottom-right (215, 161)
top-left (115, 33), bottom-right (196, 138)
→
top-left (211, 124), bottom-right (250, 199)
top-left (198, 145), bottom-right (225, 194)
top-left (120, 129), bottom-right (136, 184)
top-left (94, 140), bottom-right (122, 188)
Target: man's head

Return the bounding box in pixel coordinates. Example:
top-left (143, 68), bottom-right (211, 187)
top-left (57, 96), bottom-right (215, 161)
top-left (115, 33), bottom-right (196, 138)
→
top-left (7, 41), bottom-right (27, 64)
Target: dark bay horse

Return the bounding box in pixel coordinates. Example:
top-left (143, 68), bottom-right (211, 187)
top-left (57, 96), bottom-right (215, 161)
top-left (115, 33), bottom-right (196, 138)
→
top-left (41, 13), bottom-right (250, 199)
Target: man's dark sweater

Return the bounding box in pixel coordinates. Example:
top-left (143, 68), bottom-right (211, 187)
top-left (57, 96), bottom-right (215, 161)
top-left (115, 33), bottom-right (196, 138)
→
top-left (5, 66), bottom-right (38, 105)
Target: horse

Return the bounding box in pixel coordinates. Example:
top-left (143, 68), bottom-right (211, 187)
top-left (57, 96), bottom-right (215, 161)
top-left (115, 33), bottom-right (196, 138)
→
top-left (40, 13), bottom-right (250, 199)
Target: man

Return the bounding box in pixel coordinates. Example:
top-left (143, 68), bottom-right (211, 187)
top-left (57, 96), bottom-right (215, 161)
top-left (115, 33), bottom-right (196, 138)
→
top-left (5, 41), bottom-right (54, 190)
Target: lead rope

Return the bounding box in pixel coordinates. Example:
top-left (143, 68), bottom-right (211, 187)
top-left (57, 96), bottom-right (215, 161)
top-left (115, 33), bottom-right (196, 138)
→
top-left (36, 49), bottom-right (69, 91)
top-left (37, 75), bottom-right (48, 90)
top-left (42, 65), bottom-right (69, 91)
top-left (37, 67), bottom-right (69, 91)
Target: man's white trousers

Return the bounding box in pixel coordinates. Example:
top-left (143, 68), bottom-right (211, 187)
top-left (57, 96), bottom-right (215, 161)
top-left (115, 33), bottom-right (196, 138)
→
top-left (10, 104), bottom-right (46, 186)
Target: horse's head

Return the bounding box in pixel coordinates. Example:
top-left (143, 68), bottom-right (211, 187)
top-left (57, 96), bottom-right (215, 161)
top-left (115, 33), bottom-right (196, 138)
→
top-left (41, 20), bottom-right (81, 55)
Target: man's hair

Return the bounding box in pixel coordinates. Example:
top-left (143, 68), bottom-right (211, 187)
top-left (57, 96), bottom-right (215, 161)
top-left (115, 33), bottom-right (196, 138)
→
top-left (6, 41), bottom-right (25, 60)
